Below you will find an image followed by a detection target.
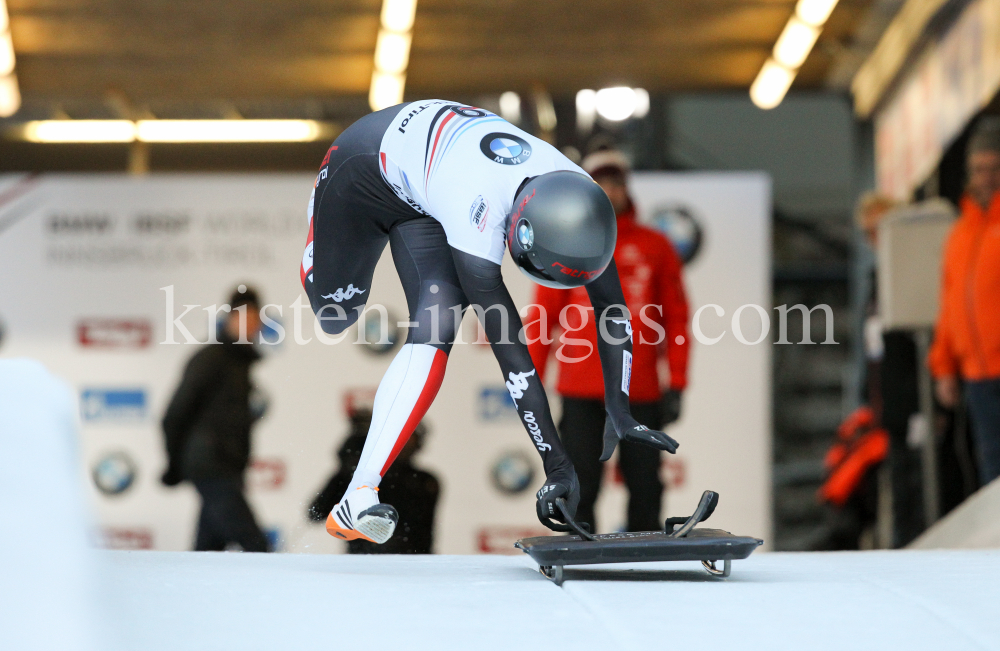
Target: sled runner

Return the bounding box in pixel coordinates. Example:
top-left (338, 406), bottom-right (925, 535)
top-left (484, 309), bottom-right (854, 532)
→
top-left (515, 490), bottom-right (762, 586)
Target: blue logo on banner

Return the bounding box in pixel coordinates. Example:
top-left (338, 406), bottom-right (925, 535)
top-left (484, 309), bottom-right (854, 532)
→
top-left (81, 389), bottom-right (148, 422)
top-left (478, 386), bottom-right (518, 421)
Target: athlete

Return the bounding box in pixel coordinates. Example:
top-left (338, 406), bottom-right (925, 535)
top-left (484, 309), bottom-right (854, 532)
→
top-left (301, 100), bottom-right (679, 545)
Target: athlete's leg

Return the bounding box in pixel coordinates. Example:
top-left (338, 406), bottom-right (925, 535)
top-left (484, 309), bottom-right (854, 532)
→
top-left (618, 401), bottom-right (664, 532)
top-left (558, 397), bottom-right (605, 531)
top-left (301, 104), bottom-right (411, 334)
top-left (328, 218), bottom-right (467, 544)
top-left (347, 217), bottom-right (467, 492)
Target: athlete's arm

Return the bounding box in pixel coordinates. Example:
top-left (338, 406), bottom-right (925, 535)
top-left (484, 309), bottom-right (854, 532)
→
top-left (450, 248), bottom-right (580, 530)
top-left (585, 260), bottom-right (680, 461)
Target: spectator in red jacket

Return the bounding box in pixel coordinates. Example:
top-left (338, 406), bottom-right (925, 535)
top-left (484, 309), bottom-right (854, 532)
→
top-left (526, 150), bottom-right (690, 532)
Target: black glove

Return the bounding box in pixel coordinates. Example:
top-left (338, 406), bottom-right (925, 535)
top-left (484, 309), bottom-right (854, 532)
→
top-left (535, 471), bottom-right (581, 532)
top-left (161, 466), bottom-right (183, 487)
top-left (601, 412), bottom-right (679, 462)
top-left (660, 390), bottom-right (682, 427)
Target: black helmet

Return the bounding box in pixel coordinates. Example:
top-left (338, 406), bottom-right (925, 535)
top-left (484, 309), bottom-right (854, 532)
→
top-left (507, 171), bottom-right (617, 288)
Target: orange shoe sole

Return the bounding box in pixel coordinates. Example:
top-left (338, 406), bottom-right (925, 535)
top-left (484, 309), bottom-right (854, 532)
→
top-left (325, 511), bottom-right (376, 543)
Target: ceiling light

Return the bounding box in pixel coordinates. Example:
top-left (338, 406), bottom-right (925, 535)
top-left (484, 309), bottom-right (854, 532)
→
top-left (23, 120), bottom-right (136, 143)
top-left (18, 120), bottom-right (330, 143)
top-left (795, 0), bottom-right (839, 27)
top-left (136, 120), bottom-right (324, 142)
top-left (370, 72), bottom-right (405, 112)
top-left (499, 91), bottom-right (521, 124)
top-left (773, 17), bottom-right (820, 69)
top-left (381, 0), bottom-right (417, 33)
top-left (750, 60), bottom-right (796, 110)
top-left (576, 89), bottom-right (596, 133)
top-left (0, 73), bottom-right (19, 118)
top-left (0, 32), bottom-right (14, 77)
top-left (595, 87), bottom-right (638, 121)
top-left (632, 88), bottom-right (650, 119)
top-left (374, 30), bottom-right (411, 75)
top-left (0, 0), bottom-right (8, 33)
top-left (534, 88), bottom-right (557, 132)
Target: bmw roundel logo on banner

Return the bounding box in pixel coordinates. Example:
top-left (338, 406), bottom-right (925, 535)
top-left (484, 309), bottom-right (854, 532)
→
top-left (480, 133), bottom-right (531, 165)
top-left (651, 204), bottom-right (705, 265)
top-left (92, 451), bottom-right (138, 496)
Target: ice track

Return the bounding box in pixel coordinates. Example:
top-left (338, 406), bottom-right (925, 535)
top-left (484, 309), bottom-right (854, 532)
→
top-left (102, 548), bottom-right (1000, 651)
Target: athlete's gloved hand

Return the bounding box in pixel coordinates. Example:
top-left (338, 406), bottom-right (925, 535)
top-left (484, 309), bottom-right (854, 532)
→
top-left (600, 412), bottom-right (679, 462)
top-left (535, 471), bottom-right (581, 532)
top-left (660, 389), bottom-right (683, 428)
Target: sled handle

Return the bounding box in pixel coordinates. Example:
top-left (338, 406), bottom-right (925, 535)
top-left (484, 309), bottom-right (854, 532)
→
top-left (555, 498), bottom-right (597, 541)
top-left (667, 490), bottom-right (719, 538)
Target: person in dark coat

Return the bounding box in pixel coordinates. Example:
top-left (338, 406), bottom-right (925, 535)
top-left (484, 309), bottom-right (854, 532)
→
top-left (309, 409), bottom-right (440, 554)
top-left (161, 285), bottom-right (270, 552)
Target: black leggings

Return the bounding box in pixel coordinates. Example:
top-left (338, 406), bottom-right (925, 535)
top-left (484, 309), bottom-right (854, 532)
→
top-left (305, 105), bottom-right (468, 351)
top-left (193, 477), bottom-right (269, 552)
top-left (559, 397), bottom-right (664, 532)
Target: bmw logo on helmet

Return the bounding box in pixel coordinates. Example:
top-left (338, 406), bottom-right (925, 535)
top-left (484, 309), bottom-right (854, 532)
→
top-left (480, 132), bottom-right (532, 165)
top-left (516, 219), bottom-right (534, 250)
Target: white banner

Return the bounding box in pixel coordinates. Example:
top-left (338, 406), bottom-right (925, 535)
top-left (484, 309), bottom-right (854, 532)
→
top-left (875, 0), bottom-right (1000, 200)
top-left (0, 171), bottom-right (771, 554)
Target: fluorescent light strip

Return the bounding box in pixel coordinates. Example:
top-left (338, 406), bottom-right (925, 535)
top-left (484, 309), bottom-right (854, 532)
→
top-left (370, 0), bottom-right (417, 111)
top-left (750, 0), bottom-right (839, 109)
top-left (374, 30), bottom-right (411, 75)
top-left (381, 0), bottom-right (417, 33)
top-left (0, 31), bottom-right (13, 76)
top-left (796, 0), bottom-right (839, 27)
top-left (19, 120), bottom-right (329, 143)
top-left (137, 120), bottom-right (323, 142)
top-left (24, 120), bottom-right (136, 143)
top-left (773, 17), bottom-right (820, 70)
top-left (0, 0), bottom-right (20, 118)
top-left (0, 72), bottom-right (19, 118)
top-left (750, 60), bottom-right (796, 110)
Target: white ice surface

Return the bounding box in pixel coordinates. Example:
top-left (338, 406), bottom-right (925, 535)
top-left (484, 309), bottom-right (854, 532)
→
top-left (103, 548), bottom-right (1000, 651)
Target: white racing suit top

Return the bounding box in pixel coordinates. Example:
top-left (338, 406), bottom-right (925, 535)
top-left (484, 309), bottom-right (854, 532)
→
top-left (378, 100), bottom-right (586, 264)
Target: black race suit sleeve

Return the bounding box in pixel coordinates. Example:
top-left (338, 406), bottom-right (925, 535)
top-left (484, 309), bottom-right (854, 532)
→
top-left (585, 260), bottom-right (680, 461)
top-left (449, 248), bottom-right (574, 481)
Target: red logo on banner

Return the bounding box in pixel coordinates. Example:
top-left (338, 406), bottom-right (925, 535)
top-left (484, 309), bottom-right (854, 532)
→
top-left (476, 526), bottom-right (552, 554)
top-left (77, 319), bottom-right (152, 349)
top-left (100, 527), bottom-right (154, 550)
top-left (248, 458), bottom-right (287, 490)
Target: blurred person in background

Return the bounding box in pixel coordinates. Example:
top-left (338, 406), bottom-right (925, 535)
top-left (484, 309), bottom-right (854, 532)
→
top-left (526, 150), bottom-right (690, 532)
top-left (930, 117), bottom-right (1000, 486)
top-left (857, 192), bottom-right (925, 547)
top-left (308, 409), bottom-right (439, 554)
top-left (161, 285), bottom-right (270, 552)
top-left (817, 193), bottom-right (899, 550)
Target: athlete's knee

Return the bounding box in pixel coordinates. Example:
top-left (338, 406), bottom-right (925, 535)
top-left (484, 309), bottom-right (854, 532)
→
top-left (407, 281), bottom-right (466, 346)
top-left (314, 302), bottom-right (359, 335)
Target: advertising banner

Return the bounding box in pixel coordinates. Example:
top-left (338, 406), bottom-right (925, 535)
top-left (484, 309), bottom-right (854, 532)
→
top-left (0, 171), bottom-right (770, 554)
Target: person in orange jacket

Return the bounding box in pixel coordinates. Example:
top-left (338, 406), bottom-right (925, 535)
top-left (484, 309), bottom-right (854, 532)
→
top-left (929, 117), bottom-right (1000, 485)
top-left (526, 150), bottom-right (690, 531)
